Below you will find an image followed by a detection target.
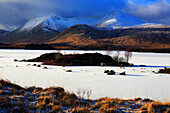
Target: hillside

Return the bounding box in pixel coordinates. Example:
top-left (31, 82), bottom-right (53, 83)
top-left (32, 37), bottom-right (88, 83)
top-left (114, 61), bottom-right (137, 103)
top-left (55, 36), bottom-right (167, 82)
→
top-left (96, 11), bottom-right (145, 29)
top-left (48, 25), bottom-right (115, 46)
top-left (48, 25), bottom-right (170, 49)
top-left (0, 23), bottom-right (60, 44)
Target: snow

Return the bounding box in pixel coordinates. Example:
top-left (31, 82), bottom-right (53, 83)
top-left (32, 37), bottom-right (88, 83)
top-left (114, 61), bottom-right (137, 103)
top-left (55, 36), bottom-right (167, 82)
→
top-left (2, 11), bottom-right (169, 33)
top-left (95, 11), bottom-right (145, 29)
top-left (18, 11), bottom-right (148, 32)
top-left (20, 15), bottom-right (96, 32)
top-left (20, 16), bottom-right (50, 31)
top-left (0, 49), bottom-right (170, 102)
top-left (125, 23), bottom-right (170, 29)
top-left (0, 24), bottom-right (17, 31)
top-left (42, 16), bottom-right (96, 32)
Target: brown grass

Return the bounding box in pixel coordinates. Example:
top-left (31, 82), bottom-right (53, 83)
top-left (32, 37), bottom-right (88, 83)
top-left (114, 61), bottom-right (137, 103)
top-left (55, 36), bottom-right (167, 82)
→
top-left (50, 105), bottom-right (62, 112)
top-left (70, 107), bottom-right (90, 113)
top-left (1, 79), bottom-right (170, 112)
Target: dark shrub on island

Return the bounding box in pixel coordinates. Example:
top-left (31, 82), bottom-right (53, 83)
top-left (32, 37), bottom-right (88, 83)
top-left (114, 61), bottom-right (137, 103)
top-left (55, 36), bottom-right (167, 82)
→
top-left (27, 53), bottom-right (132, 66)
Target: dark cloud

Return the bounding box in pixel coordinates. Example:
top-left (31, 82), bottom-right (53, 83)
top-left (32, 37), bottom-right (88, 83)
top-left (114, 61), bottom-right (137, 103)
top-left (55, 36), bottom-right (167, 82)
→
top-left (0, 0), bottom-right (128, 27)
top-left (0, 0), bottom-right (169, 30)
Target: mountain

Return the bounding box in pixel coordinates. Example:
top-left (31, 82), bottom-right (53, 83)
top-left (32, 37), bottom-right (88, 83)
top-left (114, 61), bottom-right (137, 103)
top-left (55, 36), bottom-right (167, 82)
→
top-left (0, 17), bottom-right (61, 44)
top-left (1, 10), bottom-right (169, 45)
top-left (18, 11), bottom-right (145, 32)
top-left (19, 16), bottom-right (95, 32)
top-left (48, 24), bottom-right (170, 49)
top-left (47, 24), bottom-right (115, 46)
top-left (95, 11), bottom-right (145, 29)
top-left (0, 11), bottom-right (147, 44)
top-left (0, 29), bottom-right (9, 35)
top-left (0, 16), bottom-right (96, 44)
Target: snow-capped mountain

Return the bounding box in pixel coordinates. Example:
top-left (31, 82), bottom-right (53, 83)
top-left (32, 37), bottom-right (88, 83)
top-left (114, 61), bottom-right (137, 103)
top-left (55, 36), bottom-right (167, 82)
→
top-left (18, 11), bottom-right (146, 32)
top-left (95, 11), bottom-right (145, 29)
top-left (1, 11), bottom-right (169, 44)
top-left (19, 15), bottom-right (96, 32)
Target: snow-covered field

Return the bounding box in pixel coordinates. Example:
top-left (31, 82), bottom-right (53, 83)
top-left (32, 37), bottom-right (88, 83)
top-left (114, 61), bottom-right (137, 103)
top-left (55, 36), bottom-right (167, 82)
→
top-left (0, 49), bottom-right (170, 102)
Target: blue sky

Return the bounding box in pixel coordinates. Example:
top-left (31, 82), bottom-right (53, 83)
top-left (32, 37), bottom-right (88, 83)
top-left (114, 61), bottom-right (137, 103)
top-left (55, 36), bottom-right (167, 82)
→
top-left (0, 0), bottom-right (169, 30)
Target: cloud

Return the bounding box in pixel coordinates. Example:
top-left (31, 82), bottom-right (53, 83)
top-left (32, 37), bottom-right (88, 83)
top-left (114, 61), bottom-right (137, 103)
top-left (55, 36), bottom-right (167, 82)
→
top-left (126, 0), bottom-right (170, 24)
top-left (0, 0), bottom-right (128, 27)
top-left (0, 0), bottom-right (169, 30)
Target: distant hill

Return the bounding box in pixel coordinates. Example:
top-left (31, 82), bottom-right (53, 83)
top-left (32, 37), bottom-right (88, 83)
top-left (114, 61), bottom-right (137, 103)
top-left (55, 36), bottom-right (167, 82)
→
top-left (48, 25), bottom-right (170, 49)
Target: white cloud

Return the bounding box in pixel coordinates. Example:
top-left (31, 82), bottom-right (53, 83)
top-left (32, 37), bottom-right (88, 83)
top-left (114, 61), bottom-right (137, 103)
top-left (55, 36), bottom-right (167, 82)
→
top-left (126, 0), bottom-right (170, 24)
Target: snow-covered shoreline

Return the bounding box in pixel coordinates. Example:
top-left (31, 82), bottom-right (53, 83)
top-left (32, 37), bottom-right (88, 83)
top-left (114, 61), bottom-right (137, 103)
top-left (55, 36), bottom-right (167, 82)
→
top-left (0, 49), bottom-right (170, 102)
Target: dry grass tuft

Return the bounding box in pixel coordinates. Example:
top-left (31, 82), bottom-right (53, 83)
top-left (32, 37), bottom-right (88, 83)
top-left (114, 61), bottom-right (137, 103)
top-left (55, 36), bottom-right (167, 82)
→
top-left (50, 105), bottom-right (62, 113)
top-left (44, 87), bottom-right (64, 94)
top-left (70, 107), bottom-right (90, 113)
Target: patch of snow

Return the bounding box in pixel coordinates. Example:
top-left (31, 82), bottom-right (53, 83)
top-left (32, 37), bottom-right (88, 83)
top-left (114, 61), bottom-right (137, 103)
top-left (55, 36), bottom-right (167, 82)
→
top-left (20, 16), bottom-right (49, 31)
top-left (20, 15), bottom-right (96, 32)
top-left (0, 24), bottom-right (17, 31)
top-left (125, 23), bottom-right (170, 29)
top-left (42, 15), bottom-right (96, 32)
top-left (96, 11), bottom-right (145, 29)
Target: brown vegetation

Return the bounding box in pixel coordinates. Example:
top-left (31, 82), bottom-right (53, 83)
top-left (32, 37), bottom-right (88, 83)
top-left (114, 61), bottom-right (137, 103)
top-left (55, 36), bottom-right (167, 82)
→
top-left (0, 80), bottom-right (170, 112)
top-left (158, 67), bottom-right (170, 74)
top-left (48, 25), bottom-right (170, 49)
top-left (1, 25), bottom-right (170, 51)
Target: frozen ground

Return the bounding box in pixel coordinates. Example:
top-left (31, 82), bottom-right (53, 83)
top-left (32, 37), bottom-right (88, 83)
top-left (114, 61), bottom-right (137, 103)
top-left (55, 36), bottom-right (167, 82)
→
top-left (0, 49), bottom-right (170, 102)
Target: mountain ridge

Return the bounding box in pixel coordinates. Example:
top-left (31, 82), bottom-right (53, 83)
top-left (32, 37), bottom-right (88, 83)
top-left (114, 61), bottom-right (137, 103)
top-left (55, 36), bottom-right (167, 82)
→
top-left (48, 24), bottom-right (170, 49)
top-left (0, 10), bottom-right (169, 47)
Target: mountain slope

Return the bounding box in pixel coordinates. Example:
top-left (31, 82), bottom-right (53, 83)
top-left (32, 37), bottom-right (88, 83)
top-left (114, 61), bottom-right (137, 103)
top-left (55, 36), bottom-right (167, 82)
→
top-left (48, 24), bottom-right (170, 48)
top-left (48, 25), bottom-right (117, 45)
top-left (19, 16), bottom-right (95, 32)
top-left (0, 16), bottom-right (96, 44)
top-left (0, 25), bottom-right (60, 44)
top-left (96, 11), bottom-right (145, 29)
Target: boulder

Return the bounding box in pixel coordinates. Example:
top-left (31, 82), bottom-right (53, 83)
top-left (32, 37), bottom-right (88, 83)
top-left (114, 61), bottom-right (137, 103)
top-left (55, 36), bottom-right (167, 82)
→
top-left (120, 71), bottom-right (126, 75)
top-left (107, 70), bottom-right (116, 75)
top-left (104, 70), bottom-right (109, 73)
top-left (66, 70), bottom-right (72, 72)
